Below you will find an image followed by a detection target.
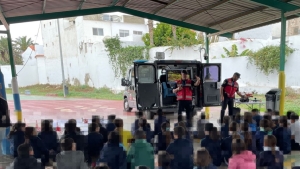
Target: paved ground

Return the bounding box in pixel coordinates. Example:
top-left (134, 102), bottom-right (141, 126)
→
top-left (1, 94), bottom-right (299, 169)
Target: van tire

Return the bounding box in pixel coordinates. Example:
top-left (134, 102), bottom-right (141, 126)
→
top-left (124, 98), bottom-right (132, 112)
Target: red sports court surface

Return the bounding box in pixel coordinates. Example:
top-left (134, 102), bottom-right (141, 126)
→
top-left (7, 99), bottom-right (134, 124)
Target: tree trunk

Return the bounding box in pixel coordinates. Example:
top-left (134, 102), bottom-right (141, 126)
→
top-left (148, 20), bottom-right (154, 46)
top-left (172, 25), bottom-right (177, 39)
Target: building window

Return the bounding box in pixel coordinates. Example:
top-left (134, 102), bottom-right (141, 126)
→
top-left (92, 28), bottom-right (104, 36)
top-left (133, 31), bottom-right (143, 35)
top-left (119, 30), bottom-right (129, 37)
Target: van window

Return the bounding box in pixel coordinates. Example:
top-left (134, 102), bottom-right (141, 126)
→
top-left (203, 65), bottom-right (219, 82)
top-left (138, 65), bottom-right (155, 83)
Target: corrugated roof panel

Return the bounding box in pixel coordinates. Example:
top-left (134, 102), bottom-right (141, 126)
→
top-left (289, 0), bottom-right (300, 6)
top-left (82, 0), bottom-right (111, 9)
top-left (44, 0), bottom-right (81, 13)
top-left (126, 0), bottom-right (163, 13)
top-left (228, 0), bottom-right (261, 9)
top-left (2, 0), bottom-right (43, 17)
top-left (187, 13), bottom-right (224, 26)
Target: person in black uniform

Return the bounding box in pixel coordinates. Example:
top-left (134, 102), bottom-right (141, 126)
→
top-left (220, 72), bottom-right (246, 123)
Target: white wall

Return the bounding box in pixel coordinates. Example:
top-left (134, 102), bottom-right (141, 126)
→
top-left (149, 35), bottom-right (300, 94)
top-left (1, 65), bottom-right (38, 88)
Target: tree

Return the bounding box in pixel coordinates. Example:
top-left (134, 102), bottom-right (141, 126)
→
top-left (148, 20), bottom-right (154, 46)
top-left (13, 36), bottom-right (34, 52)
top-left (142, 22), bottom-right (203, 48)
top-left (0, 36), bottom-right (23, 65)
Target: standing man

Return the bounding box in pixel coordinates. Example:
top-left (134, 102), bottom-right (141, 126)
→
top-left (173, 70), bottom-right (200, 128)
top-left (220, 72), bottom-right (246, 123)
top-left (0, 96), bottom-right (10, 155)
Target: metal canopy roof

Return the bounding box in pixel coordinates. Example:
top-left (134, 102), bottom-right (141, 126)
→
top-left (0, 0), bottom-right (300, 38)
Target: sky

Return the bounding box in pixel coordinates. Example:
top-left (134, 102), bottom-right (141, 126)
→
top-left (0, 12), bottom-right (157, 46)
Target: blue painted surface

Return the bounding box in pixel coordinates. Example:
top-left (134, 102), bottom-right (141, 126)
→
top-left (13, 93), bottom-right (21, 111)
top-left (0, 69), bottom-right (11, 155)
top-left (133, 59), bottom-right (148, 63)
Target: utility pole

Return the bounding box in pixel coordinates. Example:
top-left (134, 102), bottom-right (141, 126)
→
top-left (57, 19), bottom-right (66, 97)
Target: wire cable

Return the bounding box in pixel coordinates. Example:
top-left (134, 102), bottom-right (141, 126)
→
top-left (16, 21), bottom-right (41, 75)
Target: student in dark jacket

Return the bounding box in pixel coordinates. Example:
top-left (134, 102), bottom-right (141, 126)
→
top-left (256, 119), bottom-right (273, 152)
top-left (157, 151), bottom-right (171, 169)
top-left (257, 135), bottom-right (284, 169)
top-left (273, 116), bottom-right (291, 154)
top-left (38, 120), bottom-right (58, 161)
top-left (92, 116), bottom-right (108, 143)
top-left (244, 112), bottom-right (257, 135)
top-left (174, 114), bottom-right (187, 128)
top-left (154, 122), bottom-right (173, 153)
top-left (221, 121), bottom-right (241, 164)
top-left (154, 109), bottom-right (168, 135)
top-left (201, 127), bottom-right (222, 167)
top-left (61, 120), bottom-right (84, 151)
top-left (25, 127), bottom-right (49, 166)
top-left (7, 122), bottom-right (25, 158)
top-left (178, 121), bottom-right (191, 141)
top-left (240, 122), bottom-right (256, 154)
top-left (87, 122), bottom-right (104, 167)
top-left (138, 118), bottom-right (153, 143)
top-left (105, 115), bottom-right (116, 133)
top-left (193, 147), bottom-right (217, 169)
top-left (201, 123), bottom-right (214, 142)
top-left (11, 143), bottom-right (42, 169)
top-left (234, 112), bottom-right (242, 124)
top-left (221, 116), bottom-right (230, 139)
top-left (196, 113), bottom-right (207, 139)
top-left (252, 109), bottom-right (261, 127)
top-left (166, 126), bottom-right (193, 169)
top-left (99, 131), bottom-right (127, 169)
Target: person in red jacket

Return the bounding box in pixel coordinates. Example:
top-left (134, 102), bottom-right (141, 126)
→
top-left (173, 70), bottom-right (200, 128)
top-left (220, 72), bottom-right (246, 124)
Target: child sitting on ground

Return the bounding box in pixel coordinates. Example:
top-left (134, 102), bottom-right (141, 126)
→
top-left (193, 147), bottom-right (217, 169)
top-left (252, 108), bottom-right (261, 126)
top-left (258, 135), bottom-right (284, 169)
top-left (228, 138), bottom-right (256, 169)
top-left (256, 119), bottom-right (273, 152)
top-left (197, 112), bottom-right (208, 139)
top-left (273, 116), bottom-right (291, 154)
top-left (221, 116), bottom-right (230, 139)
top-left (156, 151), bottom-right (171, 169)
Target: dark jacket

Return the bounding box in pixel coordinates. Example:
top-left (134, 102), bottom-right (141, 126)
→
top-left (201, 137), bottom-right (222, 167)
top-left (257, 147), bottom-right (284, 169)
top-left (99, 126), bottom-right (108, 143)
top-left (273, 127), bottom-right (291, 154)
top-left (61, 131), bottom-right (84, 151)
top-left (99, 143), bottom-right (127, 169)
top-left (28, 136), bottom-right (49, 159)
top-left (253, 115), bottom-right (261, 127)
top-left (12, 156), bottom-right (42, 169)
top-left (155, 131), bottom-right (172, 153)
top-left (197, 120), bottom-right (207, 139)
top-left (166, 138), bottom-right (194, 169)
top-left (256, 130), bottom-right (272, 152)
top-left (221, 135), bottom-right (232, 163)
top-left (12, 131), bottom-right (25, 157)
top-left (0, 97), bottom-right (11, 127)
top-left (221, 124), bottom-right (229, 139)
top-left (141, 127), bottom-right (153, 143)
top-left (154, 115), bottom-right (168, 135)
top-left (105, 122), bottom-right (116, 133)
top-left (38, 131), bottom-right (58, 152)
top-left (87, 132), bottom-right (104, 157)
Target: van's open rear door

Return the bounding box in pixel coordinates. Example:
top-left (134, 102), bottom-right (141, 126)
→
top-left (135, 63), bottom-right (159, 110)
top-left (201, 63), bottom-right (222, 106)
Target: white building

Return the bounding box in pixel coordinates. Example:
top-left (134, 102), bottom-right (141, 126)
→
top-left (34, 14), bottom-right (148, 90)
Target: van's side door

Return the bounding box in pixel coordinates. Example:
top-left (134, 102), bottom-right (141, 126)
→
top-left (201, 63), bottom-right (222, 106)
top-left (135, 63), bottom-right (159, 110)
top-left (128, 68), bottom-right (136, 108)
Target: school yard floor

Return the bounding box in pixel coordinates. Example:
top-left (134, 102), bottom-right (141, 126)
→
top-left (0, 94), bottom-right (299, 169)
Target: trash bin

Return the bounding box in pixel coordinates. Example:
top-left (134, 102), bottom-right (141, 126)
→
top-left (64, 85), bottom-right (69, 95)
top-left (265, 89), bottom-right (281, 112)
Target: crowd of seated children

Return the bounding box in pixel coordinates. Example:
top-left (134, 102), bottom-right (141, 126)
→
top-left (290, 113), bottom-right (300, 150)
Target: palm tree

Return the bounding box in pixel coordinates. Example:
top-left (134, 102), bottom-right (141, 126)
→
top-left (13, 36), bottom-right (34, 53)
top-left (148, 20), bottom-right (154, 46)
top-left (172, 25), bottom-right (177, 39)
top-left (0, 36), bottom-right (9, 64)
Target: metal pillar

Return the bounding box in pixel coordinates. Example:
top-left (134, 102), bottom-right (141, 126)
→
top-left (7, 29), bottom-right (22, 122)
top-left (278, 11), bottom-right (286, 116)
top-left (57, 19), bottom-right (67, 97)
top-left (205, 33), bottom-right (210, 119)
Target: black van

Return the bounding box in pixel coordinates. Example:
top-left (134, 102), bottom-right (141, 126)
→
top-left (121, 59), bottom-right (222, 119)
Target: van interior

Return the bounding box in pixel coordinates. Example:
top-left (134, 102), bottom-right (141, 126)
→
top-left (157, 64), bottom-right (200, 107)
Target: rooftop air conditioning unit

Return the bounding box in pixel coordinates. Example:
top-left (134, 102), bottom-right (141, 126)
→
top-left (155, 52), bottom-right (165, 60)
top-left (102, 14), bottom-right (110, 21)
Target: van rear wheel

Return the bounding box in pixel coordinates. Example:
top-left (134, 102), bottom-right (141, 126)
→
top-left (124, 98), bottom-right (132, 112)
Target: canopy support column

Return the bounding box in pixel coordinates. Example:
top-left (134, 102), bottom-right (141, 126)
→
top-left (204, 33), bottom-right (210, 119)
top-left (278, 11), bottom-right (286, 116)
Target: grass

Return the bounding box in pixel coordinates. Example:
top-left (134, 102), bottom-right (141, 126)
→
top-left (237, 87), bottom-right (300, 115)
top-left (5, 84), bottom-right (123, 100)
